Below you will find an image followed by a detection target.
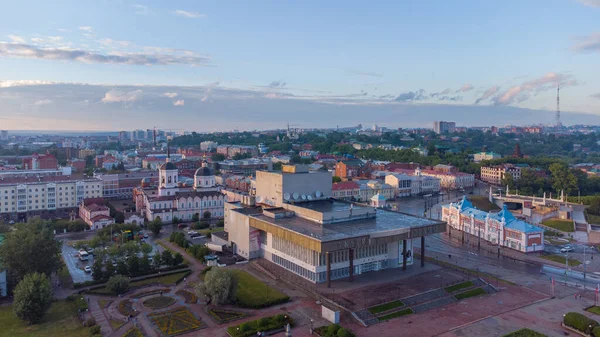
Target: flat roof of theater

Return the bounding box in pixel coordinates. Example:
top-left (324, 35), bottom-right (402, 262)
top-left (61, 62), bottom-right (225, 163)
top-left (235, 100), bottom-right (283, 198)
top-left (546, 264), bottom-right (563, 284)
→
top-left (238, 199), bottom-right (443, 242)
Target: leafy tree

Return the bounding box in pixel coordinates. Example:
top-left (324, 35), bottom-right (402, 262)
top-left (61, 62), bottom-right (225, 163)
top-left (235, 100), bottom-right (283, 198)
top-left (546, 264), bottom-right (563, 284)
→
top-left (13, 273), bottom-right (53, 324)
top-left (332, 176), bottom-right (342, 183)
top-left (0, 223), bottom-right (11, 234)
top-left (127, 255), bottom-right (140, 276)
top-left (211, 153), bottom-right (226, 162)
top-left (116, 260), bottom-right (128, 276)
top-left (194, 268), bottom-right (237, 305)
top-left (187, 245), bottom-right (210, 262)
top-left (139, 254), bottom-right (151, 274)
top-left (501, 172), bottom-right (515, 190)
top-left (161, 250), bottom-right (173, 266)
top-left (549, 163), bottom-right (578, 195)
top-left (106, 275), bottom-right (130, 295)
top-left (141, 243), bottom-right (153, 255)
top-left (203, 211), bottom-right (212, 219)
top-left (173, 253), bottom-right (184, 266)
top-left (148, 218), bottom-right (162, 235)
top-left (92, 260), bottom-right (104, 281)
top-left (0, 223), bottom-right (62, 282)
top-left (104, 261), bottom-right (116, 279)
top-left (172, 216), bottom-right (180, 224)
top-left (192, 213), bottom-right (200, 222)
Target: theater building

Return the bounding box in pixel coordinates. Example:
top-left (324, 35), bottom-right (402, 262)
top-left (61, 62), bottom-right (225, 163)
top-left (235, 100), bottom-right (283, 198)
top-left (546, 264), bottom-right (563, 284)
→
top-left (224, 165), bottom-right (445, 286)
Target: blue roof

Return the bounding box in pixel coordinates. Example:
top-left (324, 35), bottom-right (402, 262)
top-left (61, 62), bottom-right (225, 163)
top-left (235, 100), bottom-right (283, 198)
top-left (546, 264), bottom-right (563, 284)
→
top-left (504, 220), bottom-right (542, 233)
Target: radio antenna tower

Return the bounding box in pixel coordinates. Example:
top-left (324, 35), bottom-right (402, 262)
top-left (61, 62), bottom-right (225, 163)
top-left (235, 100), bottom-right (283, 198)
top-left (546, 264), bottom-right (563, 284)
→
top-left (556, 85), bottom-right (562, 127)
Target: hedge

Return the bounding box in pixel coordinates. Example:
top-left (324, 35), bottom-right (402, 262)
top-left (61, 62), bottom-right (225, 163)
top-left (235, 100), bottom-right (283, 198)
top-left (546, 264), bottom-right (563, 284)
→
top-left (564, 312), bottom-right (598, 335)
top-left (227, 314), bottom-right (293, 337)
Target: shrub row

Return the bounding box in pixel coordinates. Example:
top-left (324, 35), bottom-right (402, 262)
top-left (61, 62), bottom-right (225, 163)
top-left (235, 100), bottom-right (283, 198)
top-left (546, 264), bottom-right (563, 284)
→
top-left (227, 314), bottom-right (293, 337)
top-left (315, 324), bottom-right (355, 337)
top-left (564, 312), bottom-right (598, 336)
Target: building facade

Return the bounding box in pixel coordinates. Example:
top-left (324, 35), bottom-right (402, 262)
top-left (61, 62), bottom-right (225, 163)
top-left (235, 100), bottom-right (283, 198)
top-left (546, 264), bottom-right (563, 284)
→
top-left (332, 181), bottom-right (360, 201)
top-left (224, 165), bottom-right (446, 285)
top-left (79, 198), bottom-right (115, 230)
top-left (433, 121), bottom-right (456, 134)
top-left (95, 171), bottom-right (159, 200)
top-left (442, 197), bottom-right (544, 253)
top-left (473, 151), bottom-right (502, 163)
top-left (334, 159), bottom-right (365, 180)
top-left (480, 164), bottom-right (522, 185)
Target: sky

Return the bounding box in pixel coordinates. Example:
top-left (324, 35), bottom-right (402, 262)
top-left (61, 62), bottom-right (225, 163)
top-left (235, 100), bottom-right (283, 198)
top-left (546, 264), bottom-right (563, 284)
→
top-left (1, 0), bottom-right (600, 131)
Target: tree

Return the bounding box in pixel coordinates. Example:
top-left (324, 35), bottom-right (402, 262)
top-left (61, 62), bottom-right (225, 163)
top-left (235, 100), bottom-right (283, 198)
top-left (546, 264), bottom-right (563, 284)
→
top-left (203, 211), bottom-right (211, 219)
top-left (106, 275), bottom-right (130, 295)
top-left (501, 172), bottom-right (515, 190)
top-left (550, 163), bottom-right (578, 195)
top-left (192, 213), bottom-right (200, 222)
top-left (211, 153), bottom-right (226, 162)
top-left (13, 273), bottom-right (53, 324)
top-left (172, 216), bottom-right (180, 224)
top-left (127, 255), bottom-right (140, 276)
top-left (92, 260), bottom-right (104, 281)
top-left (139, 254), bottom-right (151, 274)
top-left (148, 218), bottom-right (162, 235)
top-left (0, 223), bottom-right (62, 282)
top-left (332, 176), bottom-right (342, 183)
top-left (116, 260), bottom-right (128, 276)
top-left (195, 268), bottom-right (237, 305)
top-left (104, 261), bottom-right (116, 279)
top-left (141, 243), bottom-right (153, 255)
top-left (173, 253), bottom-right (184, 266)
top-left (161, 250), bottom-right (173, 266)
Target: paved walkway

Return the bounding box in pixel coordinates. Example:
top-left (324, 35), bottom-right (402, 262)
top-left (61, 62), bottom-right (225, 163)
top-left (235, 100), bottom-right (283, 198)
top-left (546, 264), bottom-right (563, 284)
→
top-left (87, 295), bottom-right (113, 336)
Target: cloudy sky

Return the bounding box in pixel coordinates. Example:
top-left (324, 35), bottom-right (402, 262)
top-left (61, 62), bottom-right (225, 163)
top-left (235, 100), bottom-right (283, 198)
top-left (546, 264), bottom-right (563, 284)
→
top-left (1, 0), bottom-right (600, 131)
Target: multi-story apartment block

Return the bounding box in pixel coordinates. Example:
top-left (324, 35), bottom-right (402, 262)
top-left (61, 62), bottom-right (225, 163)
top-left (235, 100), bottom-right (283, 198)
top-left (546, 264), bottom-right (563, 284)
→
top-left (22, 153), bottom-right (58, 170)
top-left (0, 130), bottom-right (8, 141)
top-left (442, 197), bottom-right (544, 253)
top-left (334, 159), bottom-right (365, 180)
top-left (95, 171), bottom-right (159, 200)
top-left (433, 121), bottom-right (456, 134)
top-left (200, 141), bottom-right (218, 151)
top-left (217, 159), bottom-right (272, 176)
top-left (0, 175), bottom-right (103, 221)
top-left (473, 151), bottom-right (502, 163)
top-left (480, 164), bottom-right (522, 185)
top-left (78, 149), bottom-right (96, 159)
top-left (332, 181), bottom-right (361, 201)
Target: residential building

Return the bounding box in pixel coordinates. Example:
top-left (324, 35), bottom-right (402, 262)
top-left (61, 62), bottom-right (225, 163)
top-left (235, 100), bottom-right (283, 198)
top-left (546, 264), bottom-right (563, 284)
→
top-left (357, 180), bottom-right (395, 202)
top-left (384, 173), bottom-right (413, 197)
top-left (22, 153), bottom-right (58, 170)
top-left (200, 141), bottom-right (218, 151)
top-left (79, 198), bottom-right (115, 230)
top-left (418, 168), bottom-right (474, 190)
top-left (332, 181), bottom-right (360, 201)
top-left (78, 149), bottom-right (96, 159)
top-left (135, 158), bottom-right (225, 223)
top-left (480, 164), bottom-right (522, 185)
top-left (223, 164), bottom-right (446, 285)
top-left (95, 171), bottom-right (158, 200)
top-left (334, 159), bottom-right (365, 180)
top-left (0, 175), bottom-right (103, 221)
top-left (0, 130), bottom-right (7, 141)
top-left (442, 197), bottom-right (544, 253)
top-left (433, 121), bottom-right (456, 134)
top-left (0, 234), bottom-right (5, 296)
top-left (216, 145), bottom-right (258, 158)
top-left (473, 152), bottom-right (502, 163)
top-left (217, 159), bottom-right (272, 176)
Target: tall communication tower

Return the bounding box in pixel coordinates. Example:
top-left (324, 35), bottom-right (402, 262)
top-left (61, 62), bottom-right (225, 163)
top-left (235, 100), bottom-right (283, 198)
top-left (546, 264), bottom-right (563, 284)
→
top-left (556, 85), bottom-right (562, 127)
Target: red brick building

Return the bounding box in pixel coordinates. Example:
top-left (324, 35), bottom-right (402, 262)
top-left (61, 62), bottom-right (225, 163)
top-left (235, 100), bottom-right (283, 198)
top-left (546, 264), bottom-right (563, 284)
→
top-left (22, 153), bottom-right (58, 170)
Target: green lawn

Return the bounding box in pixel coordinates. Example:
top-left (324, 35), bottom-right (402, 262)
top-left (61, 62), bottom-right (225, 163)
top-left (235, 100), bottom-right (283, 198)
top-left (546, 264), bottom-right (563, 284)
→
top-left (542, 218), bottom-right (574, 232)
top-left (502, 328), bottom-right (547, 337)
top-left (199, 227), bottom-right (224, 235)
top-left (57, 265), bottom-right (73, 288)
top-left (454, 287), bottom-right (487, 300)
top-left (368, 300), bottom-right (404, 315)
top-left (468, 196), bottom-right (500, 212)
top-left (444, 281), bottom-right (474, 293)
top-left (586, 306), bottom-right (600, 315)
top-left (88, 271), bottom-right (189, 295)
top-left (539, 254), bottom-right (581, 267)
top-left (378, 308), bottom-right (414, 321)
top-left (231, 270), bottom-right (289, 308)
top-left (587, 212), bottom-right (600, 225)
top-left (0, 300), bottom-right (88, 337)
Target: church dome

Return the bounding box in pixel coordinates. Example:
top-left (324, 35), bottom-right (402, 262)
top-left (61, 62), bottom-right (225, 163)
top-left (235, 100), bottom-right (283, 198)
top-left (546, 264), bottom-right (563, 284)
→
top-left (195, 167), bottom-right (213, 177)
top-left (159, 162), bottom-right (177, 170)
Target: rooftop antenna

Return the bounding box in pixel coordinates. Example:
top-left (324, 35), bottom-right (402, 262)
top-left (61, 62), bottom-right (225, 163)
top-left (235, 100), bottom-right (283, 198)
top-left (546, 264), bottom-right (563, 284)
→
top-left (556, 85), bottom-right (562, 128)
top-left (153, 127), bottom-right (157, 148)
top-left (166, 138), bottom-right (170, 162)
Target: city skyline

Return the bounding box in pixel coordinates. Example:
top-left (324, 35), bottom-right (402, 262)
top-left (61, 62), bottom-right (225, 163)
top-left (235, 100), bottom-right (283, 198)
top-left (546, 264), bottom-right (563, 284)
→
top-left (1, 0), bottom-right (600, 130)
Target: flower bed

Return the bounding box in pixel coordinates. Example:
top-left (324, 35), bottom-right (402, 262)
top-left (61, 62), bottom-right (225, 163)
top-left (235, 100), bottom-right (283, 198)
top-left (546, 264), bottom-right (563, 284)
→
top-left (132, 288), bottom-right (171, 299)
top-left (227, 314), bottom-right (293, 337)
top-left (454, 287), bottom-right (486, 300)
top-left (148, 307), bottom-right (205, 336)
top-left (118, 299), bottom-right (139, 317)
top-left (501, 328), bottom-right (547, 337)
top-left (378, 308), bottom-right (414, 321)
top-left (121, 327), bottom-right (144, 337)
top-left (208, 308), bottom-right (249, 324)
top-left (143, 296), bottom-right (176, 309)
top-left (176, 290), bottom-right (198, 304)
top-left (314, 324), bottom-right (356, 337)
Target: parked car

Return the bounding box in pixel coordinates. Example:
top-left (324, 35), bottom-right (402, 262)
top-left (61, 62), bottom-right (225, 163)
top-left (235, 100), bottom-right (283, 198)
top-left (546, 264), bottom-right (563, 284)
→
top-left (87, 248), bottom-right (95, 254)
top-left (144, 233), bottom-right (149, 239)
top-left (187, 230), bottom-right (197, 235)
top-left (178, 223), bottom-right (188, 229)
top-left (84, 266), bottom-right (92, 273)
top-left (561, 246), bottom-right (574, 253)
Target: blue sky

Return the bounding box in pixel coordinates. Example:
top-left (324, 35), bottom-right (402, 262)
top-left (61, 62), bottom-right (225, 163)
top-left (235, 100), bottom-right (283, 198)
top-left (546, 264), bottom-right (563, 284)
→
top-left (1, 0), bottom-right (600, 131)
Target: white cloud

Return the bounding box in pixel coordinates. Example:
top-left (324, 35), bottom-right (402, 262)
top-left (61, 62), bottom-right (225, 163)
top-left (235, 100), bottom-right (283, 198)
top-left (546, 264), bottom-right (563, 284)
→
top-left (98, 38), bottom-right (131, 48)
top-left (173, 10), bottom-right (206, 18)
top-left (577, 0), bottom-right (600, 7)
top-left (7, 35), bottom-right (25, 43)
top-left (173, 100), bottom-right (185, 106)
top-left (493, 72), bottom-right (578, 105)
top-left (78, 26), bottom-right (93, 32)
top-left (34, 99), bottom-right (52, 105)
top-left (133, 4), bottom-right (149, 15)
top-left (162, 92), bottom-right (179, 98)
top-left (0, 80), bottom-right (57, 88)
top-left (572, 32), bottom-right (600, 53)
top-left (101, 89), bottom-right (143, 103)
top-left (475, 86), bottom-right (500, 104)
top-left (0, 42), bottom-right (211, 66)
top-left (457, 83), bottom-right (474, 93)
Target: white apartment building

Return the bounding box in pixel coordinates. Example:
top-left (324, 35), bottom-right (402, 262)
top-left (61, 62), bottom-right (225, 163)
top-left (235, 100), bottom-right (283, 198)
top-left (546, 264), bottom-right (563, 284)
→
top-left (418, 169), bottom-right (475, 190)
top-left (0, 175), bottom-right (103, 218)
top-left (200, 141), bottom-right (218, 151)
top-left (384, 169), bottom-right (441, 196)
top-left (357, 180), bottom-right (395, 202)
top-left (473, 151), bottom-right (502, 163)
top-left (385, 173), bottom-right (413, 197)
top-left (433, 121), bottom-right (456, 134)
top-left (480, 165), bottom-right (522, 185)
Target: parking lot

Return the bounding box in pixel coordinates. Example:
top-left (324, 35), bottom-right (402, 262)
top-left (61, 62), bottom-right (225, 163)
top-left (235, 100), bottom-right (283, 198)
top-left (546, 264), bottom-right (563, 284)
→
top-left (60, 230), bottom-right (165, 284)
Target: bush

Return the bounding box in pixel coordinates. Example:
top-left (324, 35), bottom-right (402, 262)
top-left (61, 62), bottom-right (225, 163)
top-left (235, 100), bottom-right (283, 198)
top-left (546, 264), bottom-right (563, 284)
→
top-left (75, 295), bottom-right (89, 312)
top-left (106, 275), bottom-right (130, 295)
top-left (593, 326), bottom-right (600, 337)
top-left (327, 324), bottom-right (341, 336)
top-left (89, 325), bottom-right (101, 335)
top-left (337, 328), bottom-right (354, 337)
top-left (86, 317), bottom-right (96, 327)
top-left (217, 219), bottom-right (224, 227)
top-left (564, 312), bottom-right (598, 334)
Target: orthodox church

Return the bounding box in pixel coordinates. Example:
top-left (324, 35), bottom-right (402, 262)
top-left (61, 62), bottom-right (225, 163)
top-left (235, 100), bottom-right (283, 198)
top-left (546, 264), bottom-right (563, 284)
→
top-left (134, 151), bottom-right (225, 223)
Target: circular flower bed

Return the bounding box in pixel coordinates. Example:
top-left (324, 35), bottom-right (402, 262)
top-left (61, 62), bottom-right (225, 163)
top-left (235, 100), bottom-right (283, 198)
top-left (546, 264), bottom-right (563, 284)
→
top-left (142, 296), bottom-right (176, 309)
top-left (118, 300), bottom-right (139, 317)
top-left (176, 290), bottom-right (198, 304)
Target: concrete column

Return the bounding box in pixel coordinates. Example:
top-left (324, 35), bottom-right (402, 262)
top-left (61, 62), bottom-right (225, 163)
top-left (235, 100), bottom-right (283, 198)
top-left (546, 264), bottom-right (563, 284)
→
top-left (402, 239), bottom-right (407, 271)
top-left (349, 248), bottom-right (354, 282)
top-left (326, 251), bottom-right (331, 288)
top-left (420, 236), bottom-right (425, 267)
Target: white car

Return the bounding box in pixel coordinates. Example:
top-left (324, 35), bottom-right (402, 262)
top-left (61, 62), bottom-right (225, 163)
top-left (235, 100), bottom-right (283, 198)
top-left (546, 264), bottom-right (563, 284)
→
top-left (144, 233), bottom-right (149, 239)
top-left (84, 266), bottom-right (92, 273)
top-left (561, 246), bottom-right (574, 253)
top-left (187, 230), bottom-right (197, 235)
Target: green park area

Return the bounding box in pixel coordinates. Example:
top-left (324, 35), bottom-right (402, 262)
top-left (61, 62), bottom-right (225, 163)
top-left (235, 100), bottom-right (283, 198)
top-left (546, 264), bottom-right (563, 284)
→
top-left (0, 301), bottom-right (88, 337)
top-left (539, 254), bottom-right (581, 267)
top-left (542, 218), bottom-right (574, 232)
top-left (502, 328), bottom-right (547, 337)
top-left (368, 300), bottom-right (404, 315)
top-left (454, 287), bottom-right (486, 300)
top-left (468, 196), bottom-right (500, 212)
top-left (232, 270), bottom-right (289, 308)
top-left (444, 281), bottom-right (474, 293)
